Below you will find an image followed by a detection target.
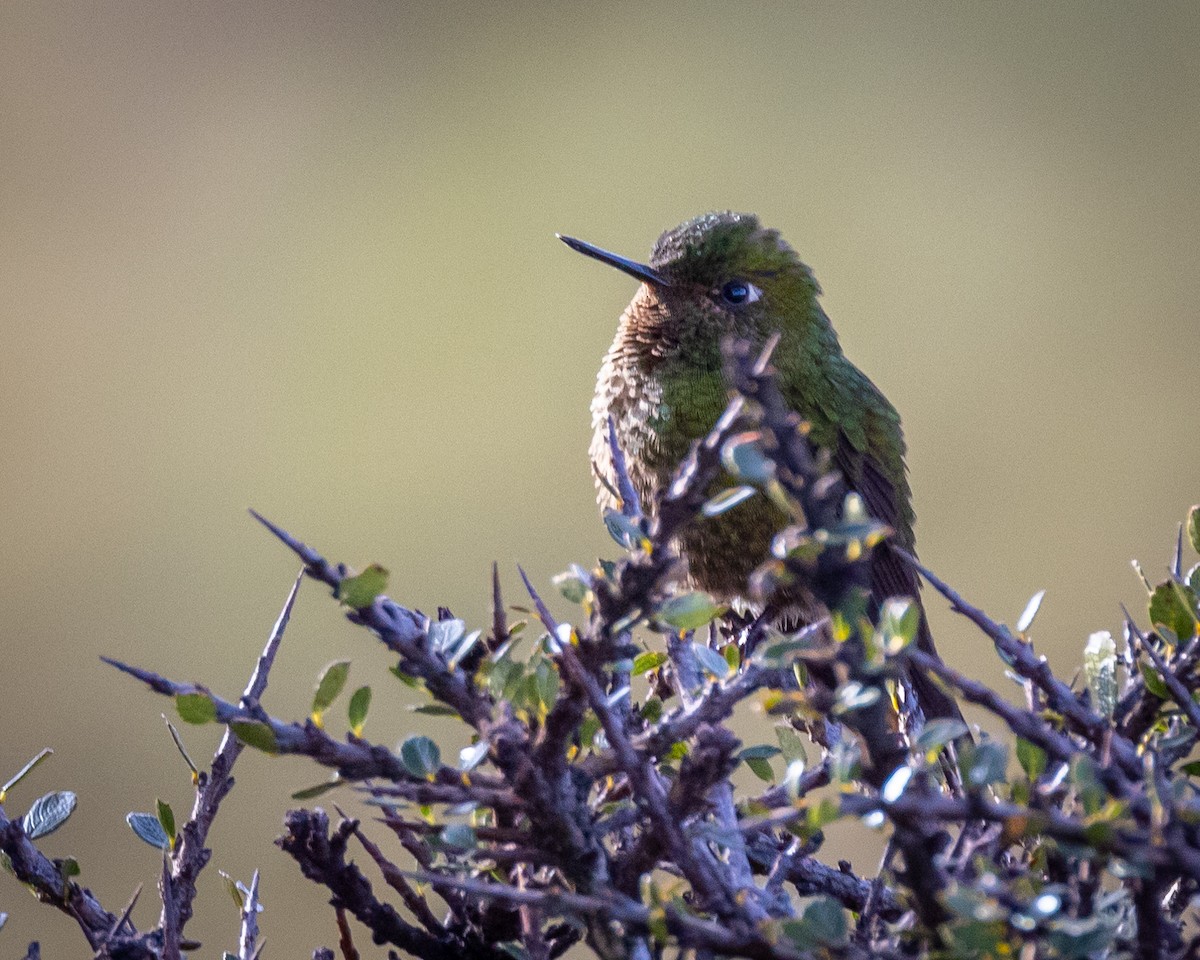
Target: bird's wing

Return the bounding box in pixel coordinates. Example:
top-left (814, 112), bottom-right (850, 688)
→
top-left (833, 436), bottom-right (921, 610)
top-left (835, 422), bottom-right (965, 723)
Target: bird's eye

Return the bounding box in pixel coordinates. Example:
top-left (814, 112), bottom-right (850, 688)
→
top-left (719, 280), bottom-right (762, 307)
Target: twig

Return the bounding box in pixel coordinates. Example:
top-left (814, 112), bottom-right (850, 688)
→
top-left (105, 883), bottom-right (143, 943)
top-left (556, 641), bottom-right (741, 921)
top-left (906, 648), bottom-right (1079, 765)
top-left (248, 511), bottom-right (492, 729)
top-left (348, 820), bottom-right (452, 935)
top-left (159, 571), bottom-right (302, 947)
top-left (1123, 604), bottom-right (1200, 732)
top-left (398, 870), bottom-right (825, 960)
top-left (278, 809), bottom-right (513, 960)
top-left (335, 906), bottom-right (360, 960)
top-left (607, 414), bottom-right (643, 521)
top-left (898, 548), bottom-right (1143, 782)
top-left (237, 870), bottom-right (261, 960)
top-left (0, 805), bottom-right (117, 950)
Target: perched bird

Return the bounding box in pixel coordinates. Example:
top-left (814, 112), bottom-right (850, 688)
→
top-left (560, 211), bottom-right (961, 723)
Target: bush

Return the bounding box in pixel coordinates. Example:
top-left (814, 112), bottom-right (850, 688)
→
top-left (3, 338), bottom-right (1200, 960)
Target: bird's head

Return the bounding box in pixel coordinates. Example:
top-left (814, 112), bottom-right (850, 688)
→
top-left (560, 212), bottom-right (826, 351)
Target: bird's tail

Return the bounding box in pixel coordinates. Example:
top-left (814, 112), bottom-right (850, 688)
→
top-left (908, 606), bottom-right (966, 726)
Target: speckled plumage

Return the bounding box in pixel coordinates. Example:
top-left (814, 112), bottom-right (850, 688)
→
top-left (583, 211), bottom-right (960, 722)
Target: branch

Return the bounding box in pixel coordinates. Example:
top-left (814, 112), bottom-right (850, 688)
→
top-left (248, 510), bottom-right (493, 729)
top-left (898, 549), bottom-right (1142, 783)
top-left (160, 571), bottom-right (302, 948)
top-left (278, 809), bottom-right (514, 960)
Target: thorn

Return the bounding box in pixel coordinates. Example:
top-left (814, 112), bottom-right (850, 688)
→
top-left (491, 562), bottom-right (508, 649)
top-left (105, 882), bottom-right (143, 941)
top-left (247, 509), bottom-right (325, 570)
top-left (239, 570), bottom-right (304, 705)
top-left (101, 657), bottom-right (179, 695)
top-left (607, 415), bottom-right (642, 520)
top-left (752, 332), bottom-right (782, 375)
top-left (517, 565), bottom-right (559, 634)
top-left (1119, 603), bottom-right (1148, 644)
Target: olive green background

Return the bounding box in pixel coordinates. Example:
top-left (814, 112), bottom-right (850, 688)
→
top-left (2, 2), bottom-right (1198, 955)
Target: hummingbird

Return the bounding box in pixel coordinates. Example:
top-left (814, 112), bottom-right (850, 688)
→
top-left (560, 211), bottom-right (962, 724)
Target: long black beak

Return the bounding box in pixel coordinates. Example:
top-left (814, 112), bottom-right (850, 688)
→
top-left (557, 234), bottom-right (669, 287)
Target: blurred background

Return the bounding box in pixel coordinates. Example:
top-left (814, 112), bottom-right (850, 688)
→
top-left (2, 1), bottom-right (1198, 955)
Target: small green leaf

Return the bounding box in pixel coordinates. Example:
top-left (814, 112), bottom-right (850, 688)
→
top-left (1188, 505), bottom-right (1200, 556)
top-left (488, 658), bottom-right (524, 701)
top-left (962, 741), bottom-right (1008, 787)
top-left (702, 485), bottom-right (757, 517)
top-left (439, 823), bottom-right (477, 851)
top-left (1140, 661), bottom-right (1169, 699)
top-left (632, 651), bottom-right (668, 676)
top-left (802, 896), bottom-right (849, 945)
top-left (775, 725), bottom-right (807, 764)
top-left (552, 567), bottom-right (590, 604)
top-left (446, 630), bottom-right (482, 671)
top-left (739, 744), bottom-right (782, 760)
top-left (604, 509), bottom-right (646, 550)
top-left (127, 812), bottom-right (170, 850)
top-left (842, 492), bottom-right (869, 524)
top-left (1083, 630), bottom-right (1117, 717)
top-left (59, 857), bottom-right (80, 878)
top-left (390, 664), bottom-right (418, 686)
top-left (832, 681), bottom-right (881, 715)
top-left (164, 717), bottom-right (199, 781)
top-left (722, 432), bottom-right (774, 484)
top-left (879, 598), bottom-right (920, 654)
top-left (744, 756), bottom-right (775, 781)
top-left (311, 660), bottom-right (351, 721)
top-left (156, 799), bottom-right (176, 846)
top-left (753, 623), bottom-right (826, 666)
top-left (1016, 589), bottom-right (1047, 633)
top-left (1016, 738), bottom-right (1047, 780)
top-left (915, 718), bottom-right (969, 757)
top-left (580, 711), bottom-right (602, 749)
top-left (533, 660), bottom-right (560, 714)
top-left (881, 765), bottom-right (913, 803)
top-left (231, 721), bottom-right (278, 754)
top-left (336, 564), bottom-right (389, 609)
top-left (175, 693), bottom-right (217, 725)
top-left (1149, 580), bottom-right (1198, 645)
top-left (806, 796), bottom-right (842, 830)
top-left (428, 618), bottom-right (466, 656)
top-left (410, 703), bottom-right (459, 716)
top-left (1, 748), bottom-right (53, 803)
top-left (691, 642), bottom-right (732, 681)
top-left (400, 735), bottom-right (441, 779)
top-left (291, 778), bottom-right (342, 800)
top-left (781, 759), bottom-right (808, 800)
top-left (665, 740), bottom-right (689, 761)
top-left (658, 592), bottom-right (727, 631)
top-left (220, 870), bottom-right (245, 909)
top-left (640, 697), bottom-right (663, 723)
top-left (22, 791), bottom-right (77, 839)
top-left (458, 740), bottom-right (489, 772)
top-left (348, 686), bottom-right (372, 736)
